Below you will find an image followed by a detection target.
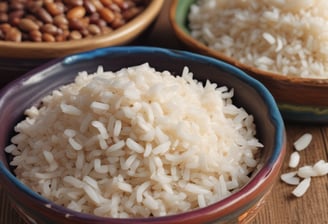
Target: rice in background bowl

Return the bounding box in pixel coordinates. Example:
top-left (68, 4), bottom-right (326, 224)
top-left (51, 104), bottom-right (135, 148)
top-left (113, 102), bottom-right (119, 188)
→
top-left (188, 0), bottom-right (328, 78)
top-left (170, 0), bottom-right (328, 122)
top-left (0, 46), bottom-right (285, 224)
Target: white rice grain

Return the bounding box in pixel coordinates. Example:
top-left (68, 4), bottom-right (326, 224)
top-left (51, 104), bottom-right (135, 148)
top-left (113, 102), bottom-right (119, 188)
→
top-left (126, 138), bottom-right (144, 153)
top-left (90, 101), bottom-right (110, 113)
top-left (262, 32), bottom-right (276, 45)
top-left (68, 137), bottom-right (82, 151)
top-left (280, 171), bottom-right (300, 185)
top-left (297, 165), bottom-right (317, 178)
top-left (292, 178), bottom-right (311, 197)
top-left (293, 133), bottom-right (312, 151)
top-left (106, 140), bottom-right (125, 153)
top-left (136, 181), bottom-right (151, 203)
top-left (92, 121), bottom-right (109, 139)
top-left (60, 103), bottom-right (81, 116)
top-left (313, 160), bottom-right (328, 176)
top-left (289, 151), bottom-right (301, 168)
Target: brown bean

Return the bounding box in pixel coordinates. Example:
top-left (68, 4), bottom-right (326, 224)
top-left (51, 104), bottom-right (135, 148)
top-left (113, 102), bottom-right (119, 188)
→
top-left (80, 28), bottom-right (89, 37)
top-left (8, 10), bottom-right (24, 25)
top-left (69, 18), bottom-right (86, 30)
top-left (111, 15), bottom-right (125, 29)
top-left (62, 29), bottom-right (70, 38)
top-left (84, 0), bottom-right (97, 14)
top-left (55, 33), bottom-right (66, 41)
top-left (8, 14), bottom-right (22, 26)
top-left (0, 23), bottom-right (11, 33)
top-left (89, 0), bottom-right (104, 10)
top-left (100, 26), bottom-right (113, 34)
top-left (5, 27), bottom-right (21, 42)
top-left (109, 3), bottom-right (121, 13)
top-left (100, 0), bottom-right (113, 7)
top-left (99, 8), bottom-right (115, 23)
top-left (36, 8), bottom-right (53, 23)
top-left (53, 14), bottom-right (68, 26)
top-left (0, 13), bottom-right (8, 23)
top-left (69, 30), bottom-right (82, 40)
top-left (19, 18), bottom-right (39, 32)
top-left (89, 12), bottom-right (100, 24)
top-left (63, 0), bottom-right (83, 7)
top-left (0, 29), bottom-right (4, 40)
top-left (42, 32), bottom-right (55, 42)
top-left (29, 30), bottom-right (42, 42)
top-left (55, 29), bottom-right (70, 41)
top-left (114, 0), bottom-right (134, 10)
top-left (97, 19), bottom-right (107, 27)
top-left (67, 6), bottom-right (86, 20)
top-left (10, 2), bottom-right (24, 11)
top-left (26, 2), bottom-right (42, 14)
top-left (41, 23), bottom-right (58, 35)
top-left (24, 14), bottom-right (44, 27)
top-left (87, 24), bottom-right (101, 35)
top-left (58, 23), bottom-right (68, 30)
top-left (0, 2), bottom-right (8, 13)
top-left (122, 7), bottom-right (142, 21)
top-left (45, 2), bottom-right (63, 16)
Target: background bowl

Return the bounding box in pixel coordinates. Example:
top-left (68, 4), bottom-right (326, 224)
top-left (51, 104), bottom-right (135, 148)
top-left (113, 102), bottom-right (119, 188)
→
top-left (0, 46), bottom-right (286, 224)
top-left (0, 0), bottom-right (164, 83)
top-left (169, 0), bottom-right (328, 123)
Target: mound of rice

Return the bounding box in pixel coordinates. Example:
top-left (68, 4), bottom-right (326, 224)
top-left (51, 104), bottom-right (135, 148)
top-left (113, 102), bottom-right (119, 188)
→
top-left (5, 63), bottom-right (263, 218)
top-left (188, 0), bottom-right (328, 78)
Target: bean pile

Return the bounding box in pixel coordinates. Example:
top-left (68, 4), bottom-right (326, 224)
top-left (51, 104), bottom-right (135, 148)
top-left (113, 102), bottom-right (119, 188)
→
top-left (0, 0), bottom-right (148, 42)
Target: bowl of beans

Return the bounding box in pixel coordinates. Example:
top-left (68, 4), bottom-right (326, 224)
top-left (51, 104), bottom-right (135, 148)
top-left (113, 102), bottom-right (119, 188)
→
top-left (0, 0), bottom-right (163, 81)
top-left (0, 46), bottom-right (285, 224)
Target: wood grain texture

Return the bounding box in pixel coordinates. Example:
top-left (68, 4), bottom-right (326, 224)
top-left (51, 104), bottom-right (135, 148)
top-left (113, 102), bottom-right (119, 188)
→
top-left (252, 124), bottom-right (328, 224)
top-left (1, 1), bottom-right (328, 223)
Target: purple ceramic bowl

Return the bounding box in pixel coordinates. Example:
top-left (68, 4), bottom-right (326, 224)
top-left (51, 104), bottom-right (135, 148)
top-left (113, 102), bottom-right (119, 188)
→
top-left (0, 46), bottom-right (286, 224)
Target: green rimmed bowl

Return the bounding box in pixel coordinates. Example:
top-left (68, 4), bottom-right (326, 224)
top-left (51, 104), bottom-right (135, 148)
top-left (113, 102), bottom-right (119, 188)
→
top-left (169, 0), bottom-right (328, 123)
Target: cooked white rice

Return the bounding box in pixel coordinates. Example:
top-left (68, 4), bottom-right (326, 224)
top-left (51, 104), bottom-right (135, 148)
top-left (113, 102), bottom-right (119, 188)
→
top-left (189, 0), bottom-right (328, 78)
top-left (5, 63), bottom-right (263, 218)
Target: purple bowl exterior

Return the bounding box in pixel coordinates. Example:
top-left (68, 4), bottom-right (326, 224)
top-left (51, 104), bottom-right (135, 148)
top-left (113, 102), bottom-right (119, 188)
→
top-left (0, 57), bottom-right (52, 87)
top-left (0, 46), bottom-right (286, 224)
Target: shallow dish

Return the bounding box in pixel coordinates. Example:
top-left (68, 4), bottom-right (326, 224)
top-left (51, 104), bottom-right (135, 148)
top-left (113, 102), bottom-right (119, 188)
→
top-left (0, 0), bottom-right (163, 80)
top-left (169, 0), bottom-right (328, 123)
top-left (0, 46), bottom-right (285, 224)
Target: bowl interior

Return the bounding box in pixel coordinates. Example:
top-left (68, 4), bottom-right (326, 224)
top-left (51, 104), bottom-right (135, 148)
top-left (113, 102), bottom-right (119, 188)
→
top-left (169, 0), bottom-right (328, 123)
top-left (0, 46), bottom-right (285, 223)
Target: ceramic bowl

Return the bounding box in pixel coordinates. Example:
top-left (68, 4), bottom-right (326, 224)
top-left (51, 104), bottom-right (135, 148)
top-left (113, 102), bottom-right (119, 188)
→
top-left (0, 0), bottom-right (163, 84)
top-left (0, 46), bottom-right (286, 224)
top-left (169, 0), bottom-right (328, 123)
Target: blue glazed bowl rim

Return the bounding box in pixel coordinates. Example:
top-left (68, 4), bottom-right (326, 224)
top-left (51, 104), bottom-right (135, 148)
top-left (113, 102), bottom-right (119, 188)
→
top-left (0, 46), bottom-right (285, 223)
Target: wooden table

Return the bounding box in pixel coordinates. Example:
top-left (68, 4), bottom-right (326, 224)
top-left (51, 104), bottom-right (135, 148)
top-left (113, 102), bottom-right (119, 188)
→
top-left (1, 1), bottom-right (328, 223)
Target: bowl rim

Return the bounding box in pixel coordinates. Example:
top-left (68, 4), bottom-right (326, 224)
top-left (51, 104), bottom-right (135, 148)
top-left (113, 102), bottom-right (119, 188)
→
top-left (169, 0), bottom-right (328, 87)
top-left (0, 0), bottom-right (164, 59)
top-left (0, 46), bottom-right (286, 223)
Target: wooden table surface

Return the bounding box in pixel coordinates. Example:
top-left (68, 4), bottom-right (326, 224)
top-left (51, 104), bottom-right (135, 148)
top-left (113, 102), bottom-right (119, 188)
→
top-left (1, 1), bottom-right (328, 223)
